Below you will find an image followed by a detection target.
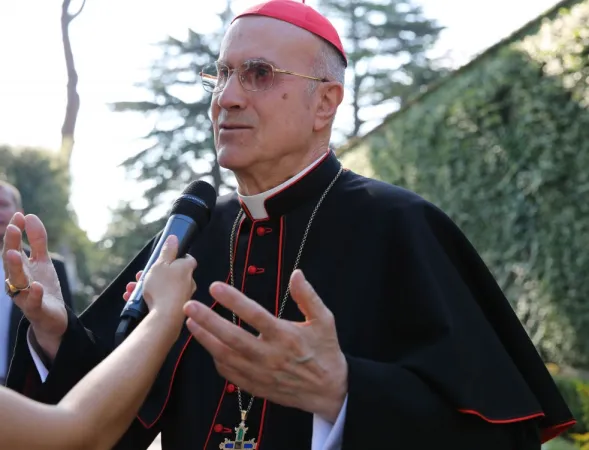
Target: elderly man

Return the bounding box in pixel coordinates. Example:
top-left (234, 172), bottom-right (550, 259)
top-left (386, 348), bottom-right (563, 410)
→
top-left (5, 1), bottom-right (574, 449)
top-left (0, 180), bottom-right (73, 386)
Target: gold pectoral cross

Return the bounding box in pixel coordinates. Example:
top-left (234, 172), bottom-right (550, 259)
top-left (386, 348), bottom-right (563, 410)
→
top-left (219, 411), bottom-right (258, 449)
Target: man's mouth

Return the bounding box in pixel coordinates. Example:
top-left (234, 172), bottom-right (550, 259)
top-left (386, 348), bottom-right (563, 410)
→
top-left (219, 123), bottom-right (252, 130)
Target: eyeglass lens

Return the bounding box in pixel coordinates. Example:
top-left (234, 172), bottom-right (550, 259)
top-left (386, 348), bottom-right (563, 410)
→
top-left (200, 60), bottom-right (275, 92)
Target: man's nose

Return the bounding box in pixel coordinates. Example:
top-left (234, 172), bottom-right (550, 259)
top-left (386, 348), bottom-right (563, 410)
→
top-left (217, 72), bottom-right (247, 110)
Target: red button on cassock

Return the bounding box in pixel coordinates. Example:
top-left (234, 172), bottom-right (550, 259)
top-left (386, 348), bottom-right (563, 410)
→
top-left (214, 424), bottom-right (223, 433)
top-left (226, 383), bottom-right (236, 393)
top-left (256, 226), bottom-right (272, 236)
top-left (247, 265), bottom-right (265, 275)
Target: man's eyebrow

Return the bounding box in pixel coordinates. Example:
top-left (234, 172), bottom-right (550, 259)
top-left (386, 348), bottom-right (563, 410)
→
top-left (216, 57), bottom-right (280, 67)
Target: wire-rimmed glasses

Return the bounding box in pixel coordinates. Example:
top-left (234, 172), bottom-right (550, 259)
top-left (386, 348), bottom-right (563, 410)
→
top-left (199, 59), bottom-right (328, 93)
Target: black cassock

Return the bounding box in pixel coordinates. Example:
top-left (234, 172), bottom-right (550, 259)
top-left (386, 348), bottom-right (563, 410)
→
top-left (7, 151), bottom-right (574, 449)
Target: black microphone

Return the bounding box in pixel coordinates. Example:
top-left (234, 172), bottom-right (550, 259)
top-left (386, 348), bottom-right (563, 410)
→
top-left (113, 180), bottom-right (217, 347)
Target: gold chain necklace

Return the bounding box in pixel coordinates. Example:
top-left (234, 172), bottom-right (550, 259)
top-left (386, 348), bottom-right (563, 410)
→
top-left (219, 164), bottom-right (343, 449)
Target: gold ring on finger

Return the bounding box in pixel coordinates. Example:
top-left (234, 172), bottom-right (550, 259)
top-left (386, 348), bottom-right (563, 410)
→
top-left (4, 278), bottom-right (31, 298)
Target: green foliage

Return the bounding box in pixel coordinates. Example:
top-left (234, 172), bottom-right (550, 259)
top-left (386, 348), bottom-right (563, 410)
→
top-left (579, 382), bottom-right (589, 432)
top-left (112, 5), bottom-right (236, 214)
top-left (98, 5), bottom-right (247, 289)
top-left (89, 203), bottom-right (165, 295)
top-left (553, 373), bottom-right (589, 434)
top-left (101, 5), bottom-right (241, 286)
top-left (341, 0), bottom-right (589, 367)
top-left (319, 0), bottom-right (449, 137)
top-left (0, 146), bottom-right (97, 311)
top-left (544, 436), bottom-right (578, 450)
top-left (0, 146), bottom-right (72, 250)
top-left (545, 371), bottom-right (589, 446)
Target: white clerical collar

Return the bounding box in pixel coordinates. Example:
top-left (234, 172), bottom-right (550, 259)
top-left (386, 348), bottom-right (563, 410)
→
top-left (238, 152), bottom-right (329, 220)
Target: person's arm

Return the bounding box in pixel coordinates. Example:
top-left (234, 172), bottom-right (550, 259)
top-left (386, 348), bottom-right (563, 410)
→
top-left (1, 227), bottom-right (196, 450)
top-left (5, 215), bottom-right (157, 405)
top-left (0, 309), bottom-right (180, 450)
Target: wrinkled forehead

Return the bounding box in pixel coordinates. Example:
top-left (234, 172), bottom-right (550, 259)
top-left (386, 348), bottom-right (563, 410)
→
top-left (219, 16), bottom-right (319, 68)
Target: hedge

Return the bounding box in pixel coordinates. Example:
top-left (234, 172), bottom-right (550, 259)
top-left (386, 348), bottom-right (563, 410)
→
top-left (339, 0), bottom-right (589, 368)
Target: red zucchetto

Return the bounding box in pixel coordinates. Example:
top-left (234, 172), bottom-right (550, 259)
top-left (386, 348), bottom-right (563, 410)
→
top-left (232, 0), bottom-right (347, 66)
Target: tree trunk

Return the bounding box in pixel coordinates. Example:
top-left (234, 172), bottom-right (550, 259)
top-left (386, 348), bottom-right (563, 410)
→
top-left (59, 0), bottom-right (86, 300)
top-left (60, 0), bottom-right (85, 164)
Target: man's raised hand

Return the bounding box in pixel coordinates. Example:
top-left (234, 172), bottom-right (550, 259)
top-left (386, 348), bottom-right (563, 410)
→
top-left (2, 213), bottom-right (67, 362)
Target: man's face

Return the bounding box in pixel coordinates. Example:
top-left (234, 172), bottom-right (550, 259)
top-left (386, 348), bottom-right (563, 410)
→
top-left (209, 16), bottom-right (322, 173)
top-left (0, 187), bottom-right (18, 241)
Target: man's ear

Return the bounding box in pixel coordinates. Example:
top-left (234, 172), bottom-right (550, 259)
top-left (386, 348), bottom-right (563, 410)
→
top-left (313, 82), bottom-right (344, 132)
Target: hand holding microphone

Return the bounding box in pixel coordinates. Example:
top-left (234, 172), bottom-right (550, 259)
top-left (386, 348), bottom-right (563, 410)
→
top-left (140, 235), bottom-right (197, 332)
top-left (115, 180), bottom-right (217, 345)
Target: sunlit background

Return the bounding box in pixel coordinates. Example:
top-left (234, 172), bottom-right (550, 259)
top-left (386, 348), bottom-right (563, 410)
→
top-left (1, 1), bottom-right (586, 449)
top-left (0, 0), bottom-right (559, 240)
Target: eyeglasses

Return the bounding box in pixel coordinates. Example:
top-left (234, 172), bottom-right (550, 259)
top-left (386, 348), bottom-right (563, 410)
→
top-left (199, 59), bottom-right (329, 93)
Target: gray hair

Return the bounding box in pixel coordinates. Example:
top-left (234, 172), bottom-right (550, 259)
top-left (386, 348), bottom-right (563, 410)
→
top-left (307, 40), bottom-right (346, 94)
top-left (0, 180), bottom-right (22, 210)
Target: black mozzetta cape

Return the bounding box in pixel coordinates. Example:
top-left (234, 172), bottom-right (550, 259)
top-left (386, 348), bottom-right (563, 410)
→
top-left (7, 151), bottom-right (574, 449)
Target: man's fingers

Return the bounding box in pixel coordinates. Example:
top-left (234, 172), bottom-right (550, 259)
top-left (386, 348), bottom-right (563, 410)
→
top-left (9, 212), bottom-right (26, 231)
top-left (24, 215), bottom-right (50, 262)
top-left (184, 300), bottom-right (262, 356)
top-left (11, 280), bottom-right (43, 316)
top-left (209, 282), bottom-right (279, 336)
top-left (25, 282), bottom-right (44, 310)
top-left (2, 214), bottom-right (25, 260)
top-left (135, 271), bottom-right (142, 282)
top-left (186, 317), bottom-right (228, 360)
top-left (2, 224), bottom-right (24, 260)
top-left (185, 316), bottom-right (254, 364)
top-left (158, 235), bottom-right (178, 264)
top-left (5, 249), bottom-right (30, 290)
top-left (289, 269), bottom-right (327, 321)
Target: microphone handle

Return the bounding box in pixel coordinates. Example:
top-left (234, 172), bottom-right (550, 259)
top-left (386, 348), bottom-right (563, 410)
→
top-left (113, 214), bottom-right (198, 347)
top-left (114, 317), bottom-right (138, 347)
